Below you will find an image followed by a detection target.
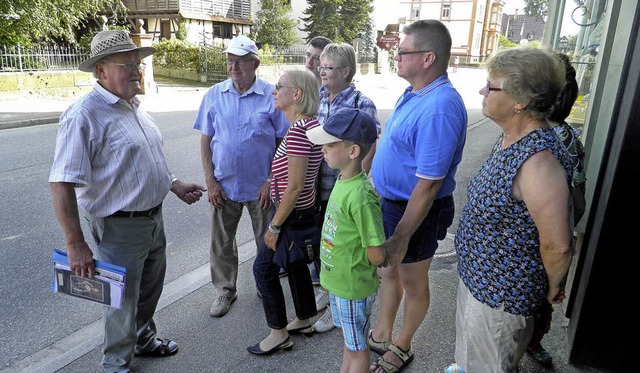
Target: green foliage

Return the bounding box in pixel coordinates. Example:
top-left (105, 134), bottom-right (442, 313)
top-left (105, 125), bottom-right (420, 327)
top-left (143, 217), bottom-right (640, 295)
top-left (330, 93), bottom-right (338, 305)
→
top-left (253, 0), bottom-right (299, 48)
top-left (498, 35), bottom-right (518, 49)
top-left (301, 0), bottom-right (374, 45)
top-left (0, 0), bottom-right (127, 45)
top-left (78, 24), bottom-right (130, 50)
top-left (175, 21), bottom-right (187, 41)
top-left (153, 38), bottom-right (228, 75)
top-left (257, 43), bottom-right (298, 64)
top-left (153, 39), bottom-right (201, 71)
top-left (199, 44), bottom-right (227, 76)
top-left (523, 0), bottom-right (548, 18)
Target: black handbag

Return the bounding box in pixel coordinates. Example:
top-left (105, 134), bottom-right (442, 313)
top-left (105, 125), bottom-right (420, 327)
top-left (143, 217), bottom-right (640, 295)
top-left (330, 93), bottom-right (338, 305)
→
top-left (272, 223), bottom-right (319, 271)
top-left (271, 178), bottom-right (320, 270)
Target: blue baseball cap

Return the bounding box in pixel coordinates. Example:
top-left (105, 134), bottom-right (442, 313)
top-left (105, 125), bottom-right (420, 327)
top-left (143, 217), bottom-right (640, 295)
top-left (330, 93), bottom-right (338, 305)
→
top-left (307, 108), bottom-right (378, 145)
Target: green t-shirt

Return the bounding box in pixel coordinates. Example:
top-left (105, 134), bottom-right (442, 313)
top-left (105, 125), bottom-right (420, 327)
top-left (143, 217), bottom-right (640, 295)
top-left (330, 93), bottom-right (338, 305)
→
top-left (319, 172), bottom-right (385, 300)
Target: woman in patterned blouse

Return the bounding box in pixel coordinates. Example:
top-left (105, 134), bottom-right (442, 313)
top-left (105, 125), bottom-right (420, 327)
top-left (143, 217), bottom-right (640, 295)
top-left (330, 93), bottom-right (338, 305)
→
top-left (448, 47), bottom-right (574, 373)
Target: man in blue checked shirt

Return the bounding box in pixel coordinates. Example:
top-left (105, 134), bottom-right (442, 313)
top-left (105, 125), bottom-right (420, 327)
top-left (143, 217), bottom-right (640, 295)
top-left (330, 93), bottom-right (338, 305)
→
top-left (193, 35), bottom-right (289, 318)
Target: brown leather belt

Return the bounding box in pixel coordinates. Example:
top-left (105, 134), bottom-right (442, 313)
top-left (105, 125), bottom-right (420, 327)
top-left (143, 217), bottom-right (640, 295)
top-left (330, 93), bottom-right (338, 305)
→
top-left (109, 203), bottom-right (162, 218)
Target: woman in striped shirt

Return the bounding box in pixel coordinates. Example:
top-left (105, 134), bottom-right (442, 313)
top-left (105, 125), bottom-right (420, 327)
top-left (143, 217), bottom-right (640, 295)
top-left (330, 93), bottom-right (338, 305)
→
top-left (248, 69), bottom-right (323, 355)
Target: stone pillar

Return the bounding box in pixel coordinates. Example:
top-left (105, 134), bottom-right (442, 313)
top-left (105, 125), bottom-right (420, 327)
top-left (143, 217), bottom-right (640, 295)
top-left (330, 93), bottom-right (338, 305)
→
top-left (131, 19), bottom-right (156, 94)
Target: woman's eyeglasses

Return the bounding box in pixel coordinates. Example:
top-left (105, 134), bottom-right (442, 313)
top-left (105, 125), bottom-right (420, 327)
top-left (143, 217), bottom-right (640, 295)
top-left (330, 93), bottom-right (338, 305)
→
top-left (484, 82), bottom-right (503, 93)
top-left (275, 84), bottom-right (294, 91)
top-left (317, 66), bottom-right (344, 72)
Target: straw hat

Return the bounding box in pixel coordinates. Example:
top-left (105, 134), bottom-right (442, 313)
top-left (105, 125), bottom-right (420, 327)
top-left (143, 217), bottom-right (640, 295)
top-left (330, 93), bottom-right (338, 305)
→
top-left (79, 30), bottom-right (156, 72)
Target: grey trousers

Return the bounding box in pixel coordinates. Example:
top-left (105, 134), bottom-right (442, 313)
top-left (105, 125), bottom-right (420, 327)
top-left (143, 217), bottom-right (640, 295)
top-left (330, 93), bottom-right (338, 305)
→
top-left (209, 199), bottom-right (270, 298)
top-left (89, 211), bottom-right (166, 373)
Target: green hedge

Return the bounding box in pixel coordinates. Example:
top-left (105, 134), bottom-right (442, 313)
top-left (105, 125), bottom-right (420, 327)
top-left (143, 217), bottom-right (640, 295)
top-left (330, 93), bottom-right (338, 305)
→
top-left (153, 39), bottom-right (201, 71)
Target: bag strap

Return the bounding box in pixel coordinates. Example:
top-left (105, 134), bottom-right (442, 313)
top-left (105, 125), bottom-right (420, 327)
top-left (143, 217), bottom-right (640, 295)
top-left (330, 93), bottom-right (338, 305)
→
top-left (354, 90), bottom-right (361, 108)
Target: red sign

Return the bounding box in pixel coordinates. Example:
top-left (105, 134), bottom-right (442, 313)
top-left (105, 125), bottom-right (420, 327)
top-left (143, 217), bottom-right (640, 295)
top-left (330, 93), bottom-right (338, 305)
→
top-left (377, 34), bottom-right (400, 50)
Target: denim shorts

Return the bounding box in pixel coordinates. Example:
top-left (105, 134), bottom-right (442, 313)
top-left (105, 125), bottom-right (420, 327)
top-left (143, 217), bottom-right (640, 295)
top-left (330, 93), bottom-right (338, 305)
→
top-left (381, 195), bottom-right (454, 263)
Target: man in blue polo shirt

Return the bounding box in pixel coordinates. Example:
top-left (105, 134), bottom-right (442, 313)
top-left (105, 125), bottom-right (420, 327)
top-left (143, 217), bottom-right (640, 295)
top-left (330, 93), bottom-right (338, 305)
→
top-left (368, 20), bottom-right (467, 372)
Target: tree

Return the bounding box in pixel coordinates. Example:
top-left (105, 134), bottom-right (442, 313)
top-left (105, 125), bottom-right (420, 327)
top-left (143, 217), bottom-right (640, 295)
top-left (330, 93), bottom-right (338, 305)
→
top-left (523, 0), bottom-right (549, 18)
top-left (252, 0), bottom-right (299, 49)
top-left (498, 34), bottom-right (518, 49)
top-left (301, 0), bottom-right (374, 45)
top-left (0, 0), bottom-right (127, 45)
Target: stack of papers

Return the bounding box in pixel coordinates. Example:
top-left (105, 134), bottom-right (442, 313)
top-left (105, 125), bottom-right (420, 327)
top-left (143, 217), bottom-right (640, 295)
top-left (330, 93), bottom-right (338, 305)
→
top-left (51, 249), bottom-right (126, 309)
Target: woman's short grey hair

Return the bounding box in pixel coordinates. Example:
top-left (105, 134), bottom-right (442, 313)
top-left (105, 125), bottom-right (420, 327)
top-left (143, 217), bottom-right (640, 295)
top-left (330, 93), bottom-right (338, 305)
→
top-left (285, 69), bottom-right (320, 117)
top-left (484, 47), bottom-right (565, 119)
top-left (320, 43), bottom-right (357, 82)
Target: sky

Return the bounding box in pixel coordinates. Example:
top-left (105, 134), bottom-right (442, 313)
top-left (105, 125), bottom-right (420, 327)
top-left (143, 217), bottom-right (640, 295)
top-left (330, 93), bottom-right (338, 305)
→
top-left (503, 0), bottom-right (525, 15)
top-left (373, 0), bottom-right (579, 37)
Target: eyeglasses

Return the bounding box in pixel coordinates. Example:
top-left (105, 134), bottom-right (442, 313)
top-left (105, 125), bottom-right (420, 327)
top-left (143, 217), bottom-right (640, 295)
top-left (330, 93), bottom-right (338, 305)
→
top-left (106, 62), bottom-right (146, 73)
top-left (226, 59), bottom-right (256, 66)
top-left (396, 48), bottom-right (430, 56)
top-left (317, 66), bottom-right (344, 72)
top-left (275, 83), bottom-right (295, 91)
top-left (484, 82), bottom-right (503, 93)
top-left (305, 52), bottom-right (320, 62)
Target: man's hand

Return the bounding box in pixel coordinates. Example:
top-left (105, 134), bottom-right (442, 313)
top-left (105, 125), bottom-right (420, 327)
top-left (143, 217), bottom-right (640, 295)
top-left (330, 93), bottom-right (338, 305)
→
top-left (258, 181), bottom-right (271, 210)
top-left (384, 234), bottom-right (410, 266)
top-left (205, 178), bottom-right (226, 208)
top-left (67, 242), bottom-right (95, 278)
top-left (172, 180), bottom-right (206, 205)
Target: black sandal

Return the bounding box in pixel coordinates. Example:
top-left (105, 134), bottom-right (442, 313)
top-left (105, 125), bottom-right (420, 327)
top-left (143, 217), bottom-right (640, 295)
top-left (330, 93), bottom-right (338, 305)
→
top-left (135, 338), bottom-right (178, 357)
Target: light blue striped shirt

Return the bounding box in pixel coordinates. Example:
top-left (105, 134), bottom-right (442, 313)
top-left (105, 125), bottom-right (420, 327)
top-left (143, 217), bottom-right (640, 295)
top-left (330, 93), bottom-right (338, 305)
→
top-left (49, 83), bottom-right (172, 217)
top-left (193, 78), bottom-right (288, 202)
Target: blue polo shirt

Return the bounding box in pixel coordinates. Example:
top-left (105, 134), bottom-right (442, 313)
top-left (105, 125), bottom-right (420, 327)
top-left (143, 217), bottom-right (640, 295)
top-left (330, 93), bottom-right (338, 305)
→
top-left (371, 74), bottom-right (467, 201)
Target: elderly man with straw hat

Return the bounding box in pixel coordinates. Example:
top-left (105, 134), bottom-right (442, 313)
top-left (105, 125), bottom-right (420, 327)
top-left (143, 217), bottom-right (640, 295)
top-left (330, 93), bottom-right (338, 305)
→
top-left (49, 29), bottom-right (206, 373)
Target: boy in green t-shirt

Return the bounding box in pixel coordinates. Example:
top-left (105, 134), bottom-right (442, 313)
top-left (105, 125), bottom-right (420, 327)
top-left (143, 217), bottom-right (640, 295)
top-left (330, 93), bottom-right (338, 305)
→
top-left (307, 107), bottom-right (387, 372)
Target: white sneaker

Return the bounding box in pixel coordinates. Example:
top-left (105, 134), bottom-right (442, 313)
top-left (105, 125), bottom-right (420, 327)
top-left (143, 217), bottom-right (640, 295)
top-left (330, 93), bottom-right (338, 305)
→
top-left (313, 308), bottom-right (335, 333)
top-left (444, 363), bottom-right (465, 373)
top-left (315, 289), bottom-right (329, 312)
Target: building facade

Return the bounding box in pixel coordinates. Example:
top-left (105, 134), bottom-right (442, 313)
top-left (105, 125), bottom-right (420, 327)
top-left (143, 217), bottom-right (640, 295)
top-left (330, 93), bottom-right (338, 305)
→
top-left (123, 0), bottom-right (253, 46)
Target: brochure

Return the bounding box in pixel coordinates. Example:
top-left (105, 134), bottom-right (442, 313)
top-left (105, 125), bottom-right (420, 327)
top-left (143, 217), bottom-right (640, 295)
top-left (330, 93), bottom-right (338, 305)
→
top-left (51, 249), bottom-right (126, 309)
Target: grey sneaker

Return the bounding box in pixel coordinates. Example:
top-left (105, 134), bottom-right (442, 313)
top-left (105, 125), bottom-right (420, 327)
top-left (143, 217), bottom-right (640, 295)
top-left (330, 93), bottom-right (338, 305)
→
top-left (315, 289), bottom-right (329, 312)
top-left (209, 294), bottom-right (237, 317)
top-left (313, 308), bottom-right (335, 333)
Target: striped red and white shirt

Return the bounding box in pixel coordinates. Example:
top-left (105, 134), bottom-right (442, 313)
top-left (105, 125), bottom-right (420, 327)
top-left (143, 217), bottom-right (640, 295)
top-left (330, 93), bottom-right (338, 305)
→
top-left (270, 117), bottom-right (323, 210)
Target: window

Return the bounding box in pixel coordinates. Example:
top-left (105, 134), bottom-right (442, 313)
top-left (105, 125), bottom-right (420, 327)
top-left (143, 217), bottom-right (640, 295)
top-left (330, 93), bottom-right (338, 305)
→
top-left (160, 21), bottom-right (171, 40)
top-left (442, 4), bottom-right (451, 19)
top-left (411, 8), bottom-right (420, 20)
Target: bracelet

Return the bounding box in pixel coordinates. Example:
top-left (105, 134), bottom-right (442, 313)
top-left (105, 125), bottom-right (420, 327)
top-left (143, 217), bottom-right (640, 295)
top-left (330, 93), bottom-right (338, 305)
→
top-left (268, 222), bottom-right (281, 234)
top-left (170, 173), bottom-right (178, 184)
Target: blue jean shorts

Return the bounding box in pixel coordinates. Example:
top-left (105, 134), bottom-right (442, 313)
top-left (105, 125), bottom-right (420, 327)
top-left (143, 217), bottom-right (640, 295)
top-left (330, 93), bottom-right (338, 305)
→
top-left (381, 195), bottom-right (454, 263)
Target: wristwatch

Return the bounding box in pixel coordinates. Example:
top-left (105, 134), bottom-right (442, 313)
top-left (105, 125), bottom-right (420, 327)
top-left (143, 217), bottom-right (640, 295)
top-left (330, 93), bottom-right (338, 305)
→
top-left (170, 173), bottom-right (179, 184)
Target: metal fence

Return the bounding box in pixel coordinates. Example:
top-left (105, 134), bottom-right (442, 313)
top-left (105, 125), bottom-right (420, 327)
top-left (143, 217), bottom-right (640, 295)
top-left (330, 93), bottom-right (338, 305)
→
top-left (1, 43), bottom-right (376, 74)
top-left (1, 44), bottom-right (89, 72)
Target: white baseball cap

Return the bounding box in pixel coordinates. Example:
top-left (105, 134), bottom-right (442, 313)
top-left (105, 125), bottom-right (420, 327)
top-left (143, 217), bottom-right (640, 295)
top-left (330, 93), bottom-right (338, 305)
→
top-left (223, 35), bottom-right (259, 56)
